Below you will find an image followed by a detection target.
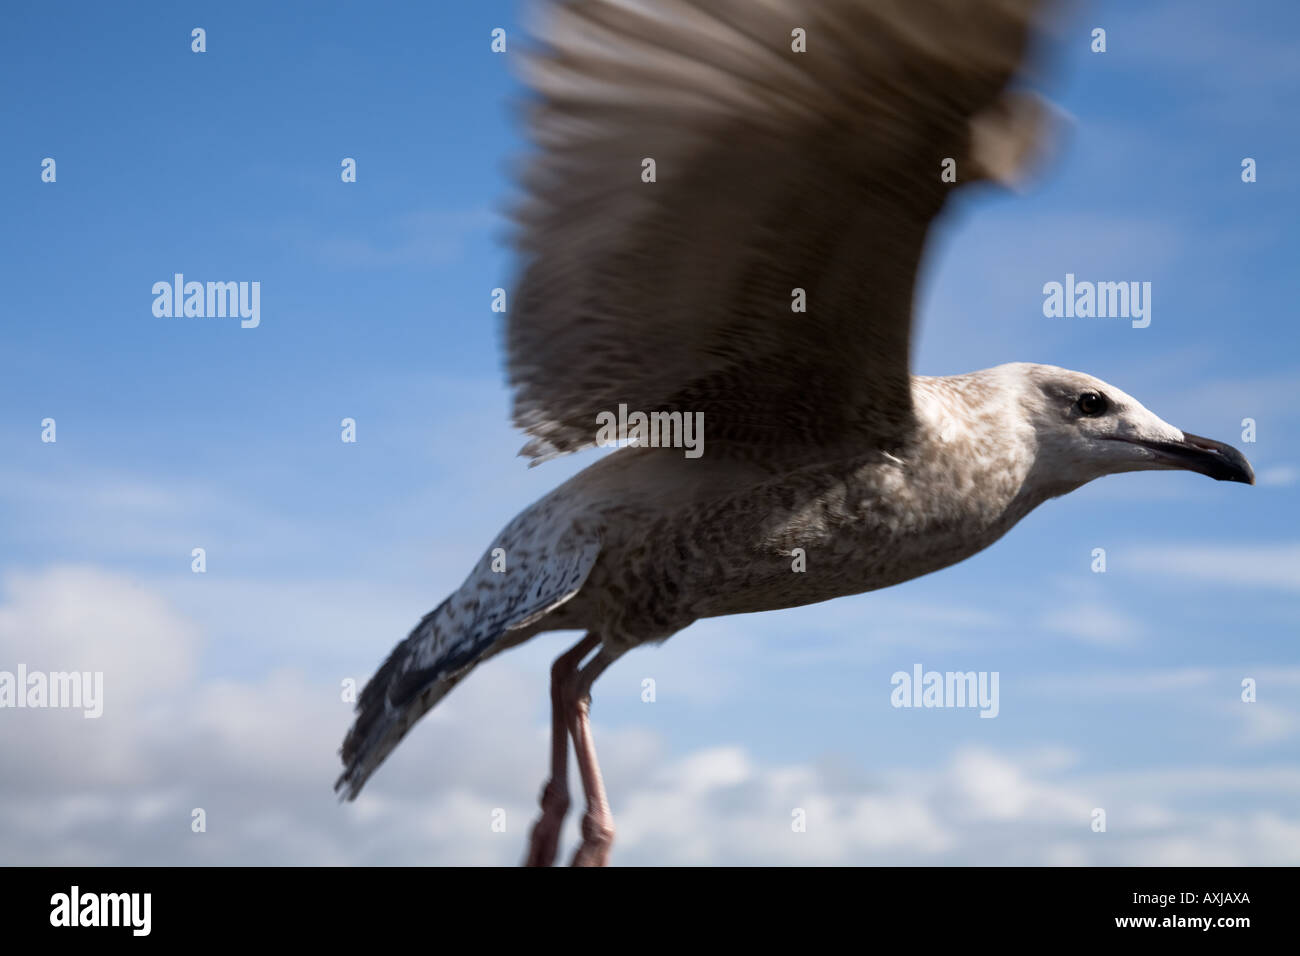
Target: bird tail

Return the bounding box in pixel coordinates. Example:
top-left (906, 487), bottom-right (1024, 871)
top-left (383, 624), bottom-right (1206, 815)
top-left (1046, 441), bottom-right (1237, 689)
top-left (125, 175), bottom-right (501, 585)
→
top-left (335, 527), bottom-right (601, 801)
top-left (334, 596), bottom-right (496, 801)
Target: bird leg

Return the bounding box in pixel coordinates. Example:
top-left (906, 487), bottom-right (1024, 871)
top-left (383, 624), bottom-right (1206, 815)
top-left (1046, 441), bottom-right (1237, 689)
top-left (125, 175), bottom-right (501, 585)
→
top-left (567, 647), bottom-right (621, 867)
top-left (523, 633), bottom-right (598, 867)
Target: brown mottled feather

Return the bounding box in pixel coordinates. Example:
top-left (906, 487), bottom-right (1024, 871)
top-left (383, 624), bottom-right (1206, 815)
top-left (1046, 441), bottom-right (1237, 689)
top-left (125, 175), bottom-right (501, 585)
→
top-left (507, 0), bottom-right (1056, 462)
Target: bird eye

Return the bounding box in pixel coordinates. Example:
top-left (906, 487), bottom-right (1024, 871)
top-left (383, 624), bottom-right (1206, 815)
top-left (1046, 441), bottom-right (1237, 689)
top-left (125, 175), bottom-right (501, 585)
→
top-left (1077, 391), bottom-right (1108, 417)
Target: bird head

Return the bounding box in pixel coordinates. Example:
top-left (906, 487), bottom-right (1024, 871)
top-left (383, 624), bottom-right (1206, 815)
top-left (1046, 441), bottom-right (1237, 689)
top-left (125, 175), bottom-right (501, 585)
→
top-left (1011, 363), bottom-right (1255, 492)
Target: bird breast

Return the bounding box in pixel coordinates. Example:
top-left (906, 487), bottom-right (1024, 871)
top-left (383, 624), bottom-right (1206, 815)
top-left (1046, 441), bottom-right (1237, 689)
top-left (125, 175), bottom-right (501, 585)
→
top-left (574, 437), bottom-right (1038, 629)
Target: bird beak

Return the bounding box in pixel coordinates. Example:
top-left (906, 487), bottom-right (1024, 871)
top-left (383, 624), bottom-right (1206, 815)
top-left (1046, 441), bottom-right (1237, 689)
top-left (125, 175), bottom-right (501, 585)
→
top-left (1125, 431), bottom-right (1256, 484)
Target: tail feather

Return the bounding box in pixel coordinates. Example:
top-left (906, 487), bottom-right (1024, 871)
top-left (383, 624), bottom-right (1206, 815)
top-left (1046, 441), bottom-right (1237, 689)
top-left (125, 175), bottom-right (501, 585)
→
top-left (335, 597), bottom-right (490, 801)
top-left (335, 529), bottom-right (602, 800)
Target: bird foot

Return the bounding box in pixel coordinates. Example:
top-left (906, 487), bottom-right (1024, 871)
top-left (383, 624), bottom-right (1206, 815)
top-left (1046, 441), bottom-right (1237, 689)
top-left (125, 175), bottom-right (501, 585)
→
top-left (523, 780), bottom-right (570, 867)
top-left (569, 809), bottom-right (615, 867)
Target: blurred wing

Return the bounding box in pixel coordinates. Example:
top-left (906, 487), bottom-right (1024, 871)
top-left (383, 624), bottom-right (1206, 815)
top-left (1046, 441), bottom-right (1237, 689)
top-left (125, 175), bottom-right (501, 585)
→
top-left (508, 0), bottom-right (1058, 462)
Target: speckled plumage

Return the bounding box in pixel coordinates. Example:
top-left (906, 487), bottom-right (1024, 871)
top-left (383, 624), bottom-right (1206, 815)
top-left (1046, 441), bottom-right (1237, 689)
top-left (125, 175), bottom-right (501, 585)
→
top-left (337, 0), bottom-right (1253, 866)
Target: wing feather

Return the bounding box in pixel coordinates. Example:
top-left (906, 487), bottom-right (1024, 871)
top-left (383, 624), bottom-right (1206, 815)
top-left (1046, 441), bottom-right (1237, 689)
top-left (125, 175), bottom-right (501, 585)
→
top-left (508, 0), bottom-right (1059, 461)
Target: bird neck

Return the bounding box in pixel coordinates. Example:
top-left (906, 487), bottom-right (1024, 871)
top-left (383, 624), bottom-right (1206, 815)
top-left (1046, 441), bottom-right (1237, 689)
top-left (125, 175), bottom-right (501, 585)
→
top-left (904, 372), bottom-right (1047, 539)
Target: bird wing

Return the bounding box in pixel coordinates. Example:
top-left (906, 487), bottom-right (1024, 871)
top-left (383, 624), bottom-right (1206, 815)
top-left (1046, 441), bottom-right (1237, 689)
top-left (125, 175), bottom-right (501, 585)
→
top-left (508, 0), bottom-right (1059, 463)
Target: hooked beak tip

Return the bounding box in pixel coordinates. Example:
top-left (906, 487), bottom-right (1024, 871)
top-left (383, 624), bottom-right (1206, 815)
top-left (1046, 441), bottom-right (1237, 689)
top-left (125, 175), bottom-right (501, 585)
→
top-left (1156, 431), bottom-right (1256, 485)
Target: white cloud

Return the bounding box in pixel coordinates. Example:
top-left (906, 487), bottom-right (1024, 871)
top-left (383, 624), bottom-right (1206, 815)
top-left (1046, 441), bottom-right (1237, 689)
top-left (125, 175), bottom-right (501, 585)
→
top-left (2, 566), bottom-right (1299, 866)
top-left (0, 565), bottom-right (198, 695)
top-left (1033, 668), bottom-right (1215, 695)
top-left (1040, 602), bottom-right (1143, 646)
top-left (1128, 544), bottom-right (1300, 591)
top-left (1233, 701), bottom-right (1300, 746)
top-left (298, 207), bottom-right (495, 269)
top-left (1259, 465), bottom-right (1299, 487)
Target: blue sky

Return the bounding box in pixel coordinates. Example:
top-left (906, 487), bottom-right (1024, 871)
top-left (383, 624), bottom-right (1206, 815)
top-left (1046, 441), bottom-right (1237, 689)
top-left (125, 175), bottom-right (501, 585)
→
top-left (1, 0), bottom-right (1297, 865)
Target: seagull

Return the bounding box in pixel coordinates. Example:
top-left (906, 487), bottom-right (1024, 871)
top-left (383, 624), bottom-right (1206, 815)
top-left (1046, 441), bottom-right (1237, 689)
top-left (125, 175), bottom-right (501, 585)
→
top-left (336, 0), bottom-right (1255, 866)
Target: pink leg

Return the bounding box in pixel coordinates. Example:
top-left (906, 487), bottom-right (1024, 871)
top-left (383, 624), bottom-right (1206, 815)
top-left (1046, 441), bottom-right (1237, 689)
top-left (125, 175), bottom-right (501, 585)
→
top-left (567, 647), bottom-right (621, 867)
top-left (523, 633), bottom-right (598, 867)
